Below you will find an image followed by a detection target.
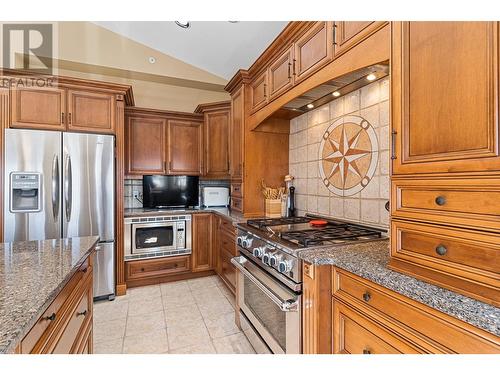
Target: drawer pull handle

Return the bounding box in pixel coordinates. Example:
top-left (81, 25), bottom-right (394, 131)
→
top-left (435, 196), bottom-right (446, 206)
top-left (362, 292), bottom-right (371, 302)
top-left (77, 310), bottom-right (87, 317)
top-left (363, 349), bottom-right (371, 354)
top-left (435, 245), bottom-right (447, 256)
top-left (44, 312), bottom-right (56, 321)
top-left (141, 268), bottom-right (145, 272)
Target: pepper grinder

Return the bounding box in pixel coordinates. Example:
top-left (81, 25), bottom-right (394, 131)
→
top-left (288, 186), bottom-right (296, 217)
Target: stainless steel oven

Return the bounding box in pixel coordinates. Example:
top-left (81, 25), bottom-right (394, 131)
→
top-left (231, 255), bottom-right (301, 354)
top-left (124, 215), bottom-right (192, 261)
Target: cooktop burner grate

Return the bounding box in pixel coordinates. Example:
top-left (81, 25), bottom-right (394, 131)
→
top-left (279, 225), bottom-right (383, 247)
top-left (247, 217), bottom-right (311, 229)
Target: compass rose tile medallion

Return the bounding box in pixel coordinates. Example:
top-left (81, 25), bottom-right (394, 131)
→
top-left (318, 115), bottom-right (379, 197)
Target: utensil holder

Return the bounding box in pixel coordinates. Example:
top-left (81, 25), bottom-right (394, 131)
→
top-left (265, 199), bottom-right (282, 218)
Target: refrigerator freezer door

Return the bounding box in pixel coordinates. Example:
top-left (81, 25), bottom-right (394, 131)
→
top-left (62, 133), bottom-right (115, 241)
top-left (4, 129), bottom-right (62, 242)
top-left (93, 241), bottom-right (115, 299)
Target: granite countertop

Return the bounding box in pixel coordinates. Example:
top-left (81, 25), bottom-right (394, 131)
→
top-left (298, 239), bottom-right (500, 337)
top-left (0, 236), bottom-right (99, 354)
top-left (124, 207), bottom-right (245, 224)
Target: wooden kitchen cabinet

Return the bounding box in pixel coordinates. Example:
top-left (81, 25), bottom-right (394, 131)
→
top-left (11, 86), bottom-right (118, 134)
top-left (293, 21), bottom-right (333, 84)
top-left (126, 255), bottom-right (191, 282)
top-left (249, 70), bottom-right (268, 113)
top-left (195, 101), bottom-right (231, 179)
top-left (125, 116), bottom-right (166, 175)
top-left (268, 46), bottom-right (294, 100)
top-left (166, 120), bottom-right (203, 175)
top-left (10, 87), bottom-right (66, 131)
top-left (333, 22), bottom-right (386, 57)
top-left (66, 90), bottom-right (116, 134)
top-left (392, 21), bottom-right (500, 174)
top-left (229, 86), bottom-right (245, 181)
top-left (214, 215), bottom-right (237, 295)
top-left (192, 213), bottom-right (214, 272)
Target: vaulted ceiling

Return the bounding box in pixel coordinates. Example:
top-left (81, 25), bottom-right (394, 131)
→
top-left (94, 21), bottom-right (288, 80)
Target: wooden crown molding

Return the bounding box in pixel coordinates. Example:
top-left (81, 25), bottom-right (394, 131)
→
top-left (224, 69), bottom-right (251, 94)
top-left (125, 106), bottom-right (203, 122)
top-left (0, 68), bottom-right (135, 106)
top-left (194, 100), bottom-right (231, 114)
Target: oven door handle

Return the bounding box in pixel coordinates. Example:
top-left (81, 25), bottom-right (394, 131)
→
top-left (231, 256), bottom-right (298, 312)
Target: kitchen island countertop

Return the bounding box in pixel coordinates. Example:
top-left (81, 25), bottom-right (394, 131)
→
top-left (298, 239), bottom-right (500, 337)
top-left (0, 236), bottom-right (99, 354)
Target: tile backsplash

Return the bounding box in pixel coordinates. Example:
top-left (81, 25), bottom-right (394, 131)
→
top-left (289, 77), bottom-right (390, 227)
top-left (124, 178), bottom-right (230, 209)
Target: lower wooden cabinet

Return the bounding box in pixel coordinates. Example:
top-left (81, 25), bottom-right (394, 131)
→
top-left (302, 263), bottom-right (500, 354)
top-left (214, 215), bottom-right (237, 295)
top-left (18, 257), bottom-right (94, 354)
top-left (192, 213), bottom-right (214, 272)
top-left (126, 255), bottom-right (190, 282)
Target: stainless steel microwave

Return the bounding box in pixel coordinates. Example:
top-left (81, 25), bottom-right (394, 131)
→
top-left (124, 214), bottom-right (192, 261)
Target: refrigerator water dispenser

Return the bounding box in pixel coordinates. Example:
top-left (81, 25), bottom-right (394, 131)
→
top-left (10, 172), bottom-right (42, 213)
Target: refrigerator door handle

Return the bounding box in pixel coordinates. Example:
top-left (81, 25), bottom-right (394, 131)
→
top-left (51, 154), bottom-right (59, 222)
top-left (64, 154), bottom-right (72, 222)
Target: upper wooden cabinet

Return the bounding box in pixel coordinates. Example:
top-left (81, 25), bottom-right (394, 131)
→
top-left (67, 90), bottom-right (116, 133)
top-left (11, 87), bottom-right (66, 131)
top-left (333, 21), bottom-right (386, 57)
top-left (10, 86), bottom-right (121, 134)
top-left (269, 46), bottom-right (294, 100)
top-left (294, 21), bottom-right (333, 83)
top-left (230, 86), bottom-right (245, 181)
top-left (392, 21), bottom-right (500, 175)
top-left (125, 116), bottom-right (166, 175)
top-left (249, 70), bottom-right (268, 113)
top-left (166, 120), bottom-right (203, 175)
top-left (195, 102), bottom-right (231, 179)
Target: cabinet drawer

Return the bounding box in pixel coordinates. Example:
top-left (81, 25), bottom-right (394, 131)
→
top-left (332, 268), bottom-right (500, 353)
top-left (392, 178), bottom-right (500, 231)
top-left (391, 220), bottom-right (500, 304)
top-left (220, 248), bottom-right (236, 294)
top-left (220, 231), bottom-right (237, 257)
top-left (52, 278), bottom-right (92, 354)
top-left (231, 196), bottom-right (243, 212)
top-left (332, 299), bottom-right (421, 354)
top-left (219, 216), bottom-right (236, 235)
top-left (126, 255), bottom-right (190, 281)
top-left (21, 259), bottom-right (89, 354)
top-left (231, 182), bottom-right (243, 198)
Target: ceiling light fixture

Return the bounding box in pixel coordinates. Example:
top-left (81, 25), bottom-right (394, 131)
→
top-left (148, 57), bottom-right (156, 64)
top-left (175, 21), bottom-right (190, 29)
top-left (228, 21), bottom-right (239, 23)
top-left (332, 91), bottom-right (341, 97)
top-left (307, 103), bottom-right (314, 109)
top-left (366, 73), bottom-right (377, 81)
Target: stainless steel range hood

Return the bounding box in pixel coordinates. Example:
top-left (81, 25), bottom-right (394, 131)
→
top-left (282, 62), bottom-right (389, 116)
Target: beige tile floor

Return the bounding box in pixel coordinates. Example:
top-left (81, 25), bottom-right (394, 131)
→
top-left (93, 275), bottom-right (255, 354)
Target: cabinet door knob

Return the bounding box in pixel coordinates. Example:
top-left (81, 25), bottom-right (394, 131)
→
top-left (435, 196), bottom-right (446, 206)
top-left (44, 312), bottom-right (56, 321)
top-left (77, 310), bottom-right (87, 317)
top-left (362, 292), bottom-right (371, 302)
top-left (435, 245), bottom-right (447, 256)
top-left (363, 349), bottom-right (371, 354)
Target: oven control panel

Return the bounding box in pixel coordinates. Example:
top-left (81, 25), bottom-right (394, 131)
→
top-left (177, 221), bottom-right (186, 248)
top-left (237, 229), bottom-right (301, 284)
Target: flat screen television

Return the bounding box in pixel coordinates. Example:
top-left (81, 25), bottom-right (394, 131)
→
top-left (142, 175), bottom-right (199, 208)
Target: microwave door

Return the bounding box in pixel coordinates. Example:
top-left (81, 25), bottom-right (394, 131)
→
top-left (62, 133), bottom-right (115, 241)
top-left (3, 129), bottom-right (62, 242)
top-left (132, 222), bottom-right (178, 254)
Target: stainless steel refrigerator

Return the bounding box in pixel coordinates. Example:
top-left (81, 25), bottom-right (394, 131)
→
top-left (4, 128), bottom-right (115, 300)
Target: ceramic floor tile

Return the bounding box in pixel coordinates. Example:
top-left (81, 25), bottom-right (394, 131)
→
top-left (187, 276), bottom-right (217, 291)
top-left (126, 310), bottom-right (166, 337)
top-left (204, 312), bottom-right (240, 339)
top-left (168, 342), bottom-right (216, 354)
top-left (162, 292), bottom-right (196, 310)
top-left (93, 338), bottom-right (123, 354)
top-left (192, 287), bottom-right (226, 305)
top-left (122, 329), bottom-right (169, 354)
top-left (128, 296), bottom-right (164, 317)
top-left (93, 299), bottom-right (129, 324)
top-left (198, 298), bottom-right (234, 318)
top-left (94, 318), bottom-right (126, 343)
top-left (167, 319), bottom-right (211, 350)
top-left (212, 332), bottom-right (256, 354)
top-left (128, 284), bottom-right (161, 301)
top-left (160, 280), bottom-right (191, 296)
top-left (164, 304), bottom-right (203, 324)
